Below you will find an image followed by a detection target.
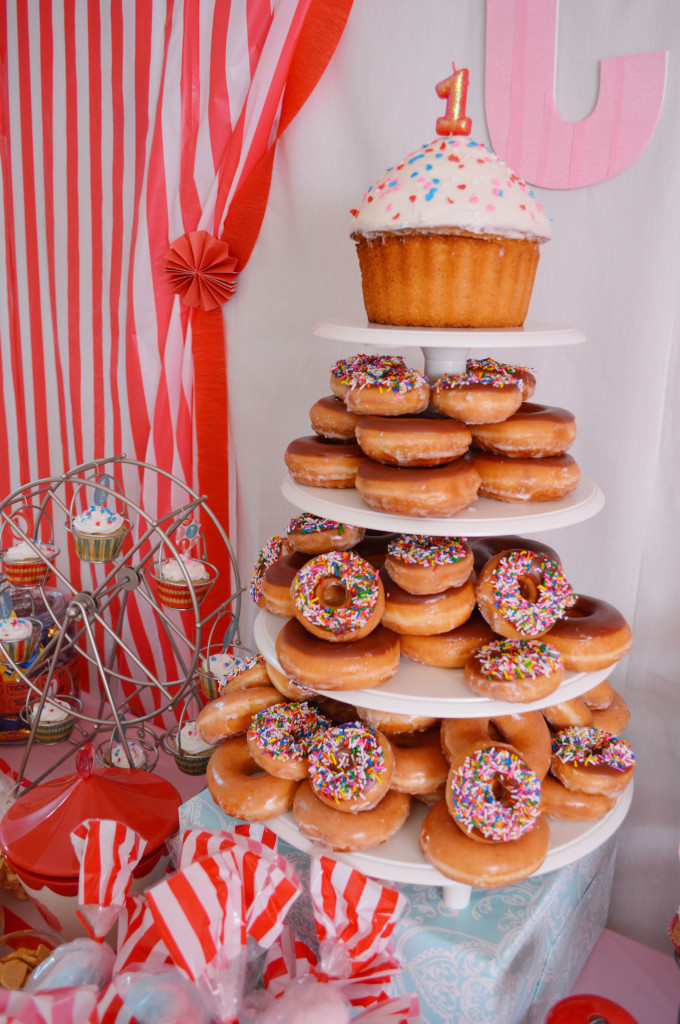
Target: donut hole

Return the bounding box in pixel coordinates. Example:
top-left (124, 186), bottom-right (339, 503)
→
top-left (562, 606), bottom-right (588, 619)
top-left (518, 574), bottom-right (540, 604)
top-left (491, 772), bottom-right (520, 808)
top-left (315, 576), bottom-right (349, 608)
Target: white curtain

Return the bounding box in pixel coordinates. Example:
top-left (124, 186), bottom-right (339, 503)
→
top-left (227, 0), bottom-right (680, 954)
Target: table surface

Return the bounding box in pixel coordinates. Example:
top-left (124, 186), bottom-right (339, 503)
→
top-left (0, 732), bottom-right (679, 1023)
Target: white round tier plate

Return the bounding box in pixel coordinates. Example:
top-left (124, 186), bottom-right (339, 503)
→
top-left (281, 476), bottom-right (604, 537)
top-left (266, 784), bottom-right (632, 907)
top-left (312, 318), bottom-right (585, 350)
top-left (255, 610), bottom-right (612, 717)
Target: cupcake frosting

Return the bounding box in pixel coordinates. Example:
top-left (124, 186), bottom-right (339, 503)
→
top-left (0, 617), bottom-right (33, 641)
top-left (201, 652), bottom-right (245, 681)
top-left (351, 137), bottom-right (551, 242)
top-left (110, 740), bottom-right (147, 768)
top-left (176, 722), bottom-right (213, 755)
top-left (4, 540), bottom-right (58, 562)
top-left (73, 505), bottom-right (125, 535)
top-left (160, 555), bottom-right (209, 583)
top-left (31, 698), bottom-right (72, 723)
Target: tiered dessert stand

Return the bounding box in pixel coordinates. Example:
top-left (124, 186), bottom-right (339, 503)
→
top-left (254, 318), bottom-right (633, 908)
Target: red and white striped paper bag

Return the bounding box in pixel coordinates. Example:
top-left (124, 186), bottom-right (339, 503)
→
top-left (0, 986), bottom-right (100, 1024)
top-left (113, 894), bottom-right (173, 975)
top-left (70, 819), bottom-right (147, 940)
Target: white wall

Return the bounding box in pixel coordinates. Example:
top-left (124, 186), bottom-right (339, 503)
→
top-left (226, 0), bottom-right (680, 953)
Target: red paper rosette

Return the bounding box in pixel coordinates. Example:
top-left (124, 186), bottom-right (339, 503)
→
top-left (164, 230), bottom-right (239, 310)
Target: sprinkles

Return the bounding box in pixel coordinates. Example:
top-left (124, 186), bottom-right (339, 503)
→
top-left (308, 722), bottom-right (385, 803)
top-left (292, 550), bottom-right (379, 636)
top-left (388, 534), bottom-right (468, 566)
top-left (488, 550), bottom-right (575, 635)
top-left (247, 702), bottom-right (331, 762)
top-left (287, 513), bottom-right (346, 536)
top-left (448, 745), bottom-right (541, 841)
top-left (331, 353), bottom-right (405, 385)
top-left (476, 638), bottom-right (563, 680)
top-left (250, 535), bottom-right (287, 602)
top-left (552, 727), bottom-right (635, 771)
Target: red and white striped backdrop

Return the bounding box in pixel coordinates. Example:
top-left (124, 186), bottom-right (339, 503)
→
top-left (0, 0), bottom-right (351, 714)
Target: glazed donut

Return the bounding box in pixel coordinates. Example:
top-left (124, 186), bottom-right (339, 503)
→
top-left (550, 726), bottom-right (635, 796)
top-left (343, 366), bottom-right (431, 417)
top-left (384, 535), bottom-right (473, 595)
top-left (464, 638), bottom-right (564, 703)
top-left (545, 594), bottom-right (633, 671)
top-left (440, 711), bottom-right (552, 780)
top-left (582, 679), bottom-right (615, 710)
top-left (356, 706), bottom-right (439, 734)
top-left (541, 697), bottom-right (593, 730)
top-left (466, 449), bottom-right (581, 502)
top-left (381, 571), bottom-right (476, 636)
top-left (220, 654), bottom-right (271, 693)
top-left (292, 550), bottom-right (384, 642)
top-left (265, 661), bottom-right (319, 701)
top-left (317, 697), bottom-right (360, 724)
top-left (260, 551), bottom-right (311, 617)
top-left (471, 534), bottom-right (562, 575)
top-left (420, 799), bottom-right (550, 887)
top-left (246, 701), bottom-right (332, 780)
top-left (470, 403), bottom-right (577, 457)
top-left (293, 780), bottom-right (411, 852)
top-left (284, 436), bottom-right (363, 488)
top-left (388, 727), bottom-right (449, 796)
top-left (446, 742), bottom-right (542, 843)
top-left (309, 395), bottom-right (359, 440)
top-left (465, 357), bottom-right (536, 399)
top-left (250, 535), bottom-right (295, 604)
top-left (196, 686), bottom-right (286, 745)
top-left (286, 513), bottom-right (364, 554)
top-left (475, 549), bottom-right (576, 639)
top-left (307, 722), bottom-right (394, 812)
top-left (207, 735), bottom-right (299, 821)
top-left (399, 609), bottom-right (496, 668)
top-left (591, 691), bottom-right (630, 735)
top-left (275, 618), bottom-right (400, 691)
top-left (540, 773), bottom-right (616, 821)
top-left (355, 415), bottom-right (471, 467)
top-left (432, 362), bottom-right (525, 424)
top-left (329, 354), bottom-right (406, 400)
top-left (356, 459), bottom-right (481, 518)
top-left (353, 530), bottom-right (396, 568)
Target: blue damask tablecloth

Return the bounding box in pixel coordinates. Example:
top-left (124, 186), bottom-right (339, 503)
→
top-left (179, 789), bottom-right (617, 1024)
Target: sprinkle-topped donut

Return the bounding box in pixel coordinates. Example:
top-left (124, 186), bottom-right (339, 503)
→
top-left (550, 726), bottom-right (635, 797)
top-left (246, 701), bottom-right (332, 780)
top-left (551, 727), bottom-right (635, 770)
top-left (387, 534), bottom-right (469, 566)
top-left (286, 513), bottom-right (364, 554)
top-left (464, 357), bottom-right (535, 396)
top-left (330, 353), bottom-right (406, 396)
top-left (464, 638), bottom-right (564, 703)
top-left (476, 549), bottom-right (576, 639)
top-left (249, 535), bottom-right (290, 603)
top-left (432, 359), bottom-right (528, 424)
top-left (447, 743), bottom-right (542, 842)
top-left (307, 722), bottom-right (394, 811)
top-left (337, 359), bottom-right (431, 417)
top-left (292, 550), bottom-right (384, 642)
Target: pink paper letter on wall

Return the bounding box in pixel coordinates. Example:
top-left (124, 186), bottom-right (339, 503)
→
top-left (485, 0), bottom-right (667, 189)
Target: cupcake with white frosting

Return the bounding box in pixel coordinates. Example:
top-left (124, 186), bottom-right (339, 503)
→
top-left (150, 554), bottom-right (217, 610)
top-left (0, 617), bottom-right (41, 665)
top-left (70, 505), bottom-right (130, 563)
top-left (166, 721), bottom-right (215, 775)
top-left (26, 695), bottom-right (81, 744)
top-left (351, 137), bottom-right (551, 328)
top-left (2, 540), bottom-right (60, 588)
top-left (197, 651), bottom-right (246, 700)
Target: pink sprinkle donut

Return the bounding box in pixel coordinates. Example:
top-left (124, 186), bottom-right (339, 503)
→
top-left (307, 722), bottom-right (394, 812)
top-left (246, 701), bottom-right (332, 780)
top-left (292, 550), bottom-right (384, 642)
top-left (464, 638), bottom-right (564, 703)
top-left (476, 549), bottom-right (576, 639)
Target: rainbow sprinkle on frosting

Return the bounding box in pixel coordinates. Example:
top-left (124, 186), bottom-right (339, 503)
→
top-left (552, 727), bottom-right (635, 771)
top-left (250, 535), bottom-right (287, 602)
top-left (466, 356), bottom-right (534, 384)
top-left (308, 722), bottom-right (385, 803)
top-left (435, 356), bottom-right (529, 392)
top-left (247, 702), bottom-right (331, 761)
top-left (287, 513), bottom-right (346, 536)
top-left (292, 550), bottom-right (379, 635)
top-left (388, 534), bottom-right (468, 566)
top-left (476, 638), bottom-right (563, 680)
top-left (331, 353), bottom-right (405, 384)
top-left (489, 550), bottom-right (575, 634)
top-left (448, 745), bottom-right (541, 841)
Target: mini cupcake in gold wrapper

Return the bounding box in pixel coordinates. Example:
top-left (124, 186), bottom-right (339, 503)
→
top-left (23, 695), bottom-right (81, 744)
top-left (350, 137), bottom-right (551, 328)
top-left (2, 541), bottom-right (60, 588)
top-left (0, 617), bottom-right (42, 667)
top-left (70, 505), bottom-right (130, 563)
top-left (149, 555), bottom-right (217, 610)
top-left (163, 722), bottom-right (214, 775)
